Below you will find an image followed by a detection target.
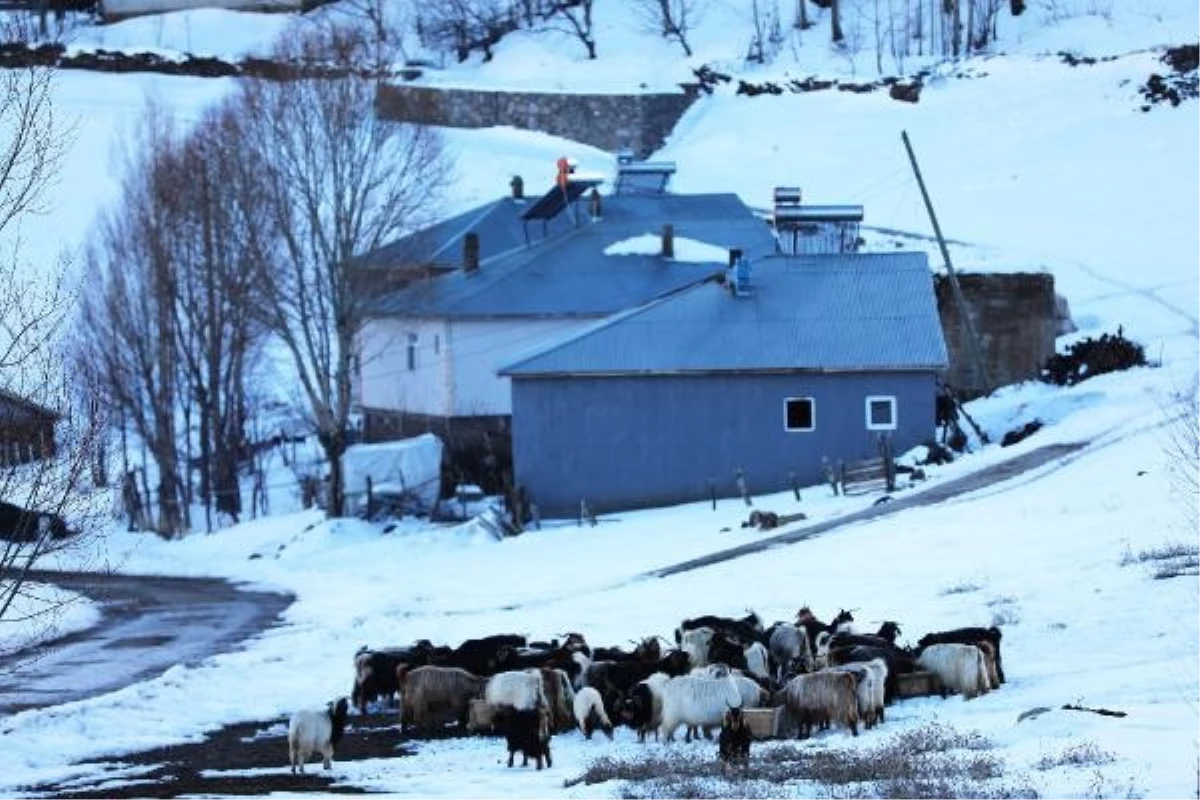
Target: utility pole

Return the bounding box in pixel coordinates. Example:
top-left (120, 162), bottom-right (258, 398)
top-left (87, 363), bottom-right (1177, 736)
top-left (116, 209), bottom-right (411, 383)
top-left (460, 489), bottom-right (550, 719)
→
top-left (901, 130), bottom-right (993, 397)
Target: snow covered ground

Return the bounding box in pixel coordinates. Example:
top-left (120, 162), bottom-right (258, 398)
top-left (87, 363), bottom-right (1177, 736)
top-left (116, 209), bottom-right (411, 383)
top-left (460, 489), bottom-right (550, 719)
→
top-left (0, 0), bottom-right (1197, 796)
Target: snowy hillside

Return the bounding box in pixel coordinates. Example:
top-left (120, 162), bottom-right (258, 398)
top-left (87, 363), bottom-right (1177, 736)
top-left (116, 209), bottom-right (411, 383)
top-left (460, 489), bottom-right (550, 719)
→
top-left (0, 0), bottom-right (1196, 797)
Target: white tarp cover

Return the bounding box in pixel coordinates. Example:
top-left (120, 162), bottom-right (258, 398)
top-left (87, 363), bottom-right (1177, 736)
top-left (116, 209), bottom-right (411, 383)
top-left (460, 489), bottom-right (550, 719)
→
top-left (342, 433), bottom-right (443, 515)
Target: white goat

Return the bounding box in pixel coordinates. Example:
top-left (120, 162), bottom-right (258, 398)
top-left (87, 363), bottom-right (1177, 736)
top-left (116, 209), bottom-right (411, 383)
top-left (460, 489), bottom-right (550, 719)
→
top-left (658, 673), bottom-right (743, 742)
top-left (485, 669), bottom-right (548, 712)
top-left (570, 651), bottom-right (592, 690)
top-left (730, 671), bottom-right (768, 709)
top-left (573, 685), bottom-right (614, 739)
top-left (398, 665), bottom-right (485, 731)
top-left (742, 641), bottom-right (771, 682)
top-left (917, 643), bottom-right (990, 700)
top-left (287, 697), bottom-right (349, 774)
top-left (977, 641), bottom-right (1001, 690)
top-left (779, 671), bottom-right (859, 739)
top-left (680, 626), bottom-right (714, 669)
top-left (827, 659), bottom-right (886, 728)
top-left (767, 623), bottom-right (813, 681)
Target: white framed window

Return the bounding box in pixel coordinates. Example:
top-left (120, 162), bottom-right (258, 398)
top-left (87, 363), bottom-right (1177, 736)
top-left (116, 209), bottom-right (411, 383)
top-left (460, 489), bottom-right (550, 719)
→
top-left (784, 397), bottom-right (815, 432)
top-left (866, 395), bottom-right (897, 431)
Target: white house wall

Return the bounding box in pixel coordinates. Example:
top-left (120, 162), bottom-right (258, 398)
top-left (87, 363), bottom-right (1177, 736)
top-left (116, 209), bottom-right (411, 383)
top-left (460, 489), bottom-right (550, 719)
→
top-left (359, 317), bottom-right (592, 418)
top-left (358, 318), bottom-right (452, 416)
top-left (448, 318), bottom-right (593, 416)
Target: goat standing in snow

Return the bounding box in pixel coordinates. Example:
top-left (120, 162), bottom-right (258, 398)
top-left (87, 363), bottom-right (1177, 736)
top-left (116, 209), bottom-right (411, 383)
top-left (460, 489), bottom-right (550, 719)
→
top-left (287, 697), bottom-right (349, 774)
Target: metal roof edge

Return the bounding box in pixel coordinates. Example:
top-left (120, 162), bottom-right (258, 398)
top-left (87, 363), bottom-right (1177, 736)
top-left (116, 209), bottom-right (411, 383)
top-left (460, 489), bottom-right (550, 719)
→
top-left (496, 278), bottom-right (718, 375)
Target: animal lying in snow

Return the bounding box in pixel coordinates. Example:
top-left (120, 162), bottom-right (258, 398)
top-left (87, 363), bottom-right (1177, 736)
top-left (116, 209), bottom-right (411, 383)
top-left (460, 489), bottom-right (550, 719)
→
top-left (287, 697), bottom-right (349, 774)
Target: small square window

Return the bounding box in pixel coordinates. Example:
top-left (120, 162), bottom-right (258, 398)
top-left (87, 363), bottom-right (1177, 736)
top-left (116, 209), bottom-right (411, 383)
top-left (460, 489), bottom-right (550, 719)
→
top-left (866, 396), bottom-right (896, 430)
top-left (785, 397), bottom-right (815, 432)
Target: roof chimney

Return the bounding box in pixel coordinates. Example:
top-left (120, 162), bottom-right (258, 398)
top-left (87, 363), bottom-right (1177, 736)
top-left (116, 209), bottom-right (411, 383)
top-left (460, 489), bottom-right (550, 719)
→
top-left (731, 251), bottom-right (752, 298)
top-left (661, 224), bottom-right (674, 259)
top-left (463, 232), bottom-right (480, 273)
top-left (510, 175), bottom-right (524, 200)
top-left (728, 248), bottom-right (742, 267)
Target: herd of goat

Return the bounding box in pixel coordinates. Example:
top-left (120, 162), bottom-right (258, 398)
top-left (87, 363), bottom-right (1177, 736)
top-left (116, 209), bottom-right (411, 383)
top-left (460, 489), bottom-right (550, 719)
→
top-left (287, 608), bottom-right (1005, 774)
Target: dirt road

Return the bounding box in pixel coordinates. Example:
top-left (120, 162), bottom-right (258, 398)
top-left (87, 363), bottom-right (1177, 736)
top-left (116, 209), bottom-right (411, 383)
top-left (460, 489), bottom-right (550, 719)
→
top-left (649, 441), bottom-right (1088, 578)
top-left (0, 571), bottom-right (292, 715)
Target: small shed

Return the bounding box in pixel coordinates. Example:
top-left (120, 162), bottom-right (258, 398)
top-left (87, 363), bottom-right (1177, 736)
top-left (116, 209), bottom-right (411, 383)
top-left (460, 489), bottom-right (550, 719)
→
top-left (0, 388), bottom-right (57, 466)
top-left (499, 252), bottom-right (949, 518)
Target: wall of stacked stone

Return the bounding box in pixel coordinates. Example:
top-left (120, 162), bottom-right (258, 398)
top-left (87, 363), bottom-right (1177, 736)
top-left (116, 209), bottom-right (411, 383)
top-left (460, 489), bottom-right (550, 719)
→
top-left (935, 272), bottom-right (1060, 398)
top-left (375, 83), bottom-right (703, 159)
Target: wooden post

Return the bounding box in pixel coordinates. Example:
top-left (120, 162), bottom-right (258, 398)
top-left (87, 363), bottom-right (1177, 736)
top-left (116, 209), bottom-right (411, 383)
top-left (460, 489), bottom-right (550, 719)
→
top-left (901, 130), bottom-right (993, 395)
top-left (735, 467), bottom-right (751, 506)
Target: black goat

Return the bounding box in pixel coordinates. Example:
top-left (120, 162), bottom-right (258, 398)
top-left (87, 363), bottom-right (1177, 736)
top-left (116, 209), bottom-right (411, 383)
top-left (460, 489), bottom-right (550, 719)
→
top-left (717, 705), bottom-right (751, 775)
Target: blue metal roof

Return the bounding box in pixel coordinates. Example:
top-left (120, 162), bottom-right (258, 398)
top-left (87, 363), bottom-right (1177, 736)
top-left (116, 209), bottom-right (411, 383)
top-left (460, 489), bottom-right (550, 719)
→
top-left (499, 252), bottom-right (949, 375)
top-left (352, 196), bottom-right (534, 270)
top-left (365, 193), bottom-right (778, 318)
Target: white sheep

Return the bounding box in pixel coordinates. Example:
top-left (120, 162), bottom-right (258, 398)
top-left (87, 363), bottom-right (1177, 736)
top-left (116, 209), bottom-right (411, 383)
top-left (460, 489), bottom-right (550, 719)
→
top-left (573, 685), bottom-right (614, 739)
top-left (916, 643), bottom-right (990, 700)
top-left (287, 697), bottom-right (349, 774)
top-left (485, 669), bottom-right (548, 712)
top-left (658, 673), bottom-right (743, 742)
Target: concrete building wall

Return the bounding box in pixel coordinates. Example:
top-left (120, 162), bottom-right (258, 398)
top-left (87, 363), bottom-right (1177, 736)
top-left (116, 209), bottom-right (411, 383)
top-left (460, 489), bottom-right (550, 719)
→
top-left (936, 272), bottom-right (1059, 398)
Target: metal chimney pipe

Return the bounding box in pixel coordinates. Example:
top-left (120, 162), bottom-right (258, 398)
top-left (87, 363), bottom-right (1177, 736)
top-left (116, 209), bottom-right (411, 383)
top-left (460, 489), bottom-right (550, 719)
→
top-left (661, 224), bottom-right (674, 258)
top-left (463, 232), bottom-right (480, 273)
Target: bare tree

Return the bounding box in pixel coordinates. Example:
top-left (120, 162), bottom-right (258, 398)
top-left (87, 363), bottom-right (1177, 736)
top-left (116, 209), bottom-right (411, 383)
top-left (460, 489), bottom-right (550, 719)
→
top-left (1, 44), bottom-right (102, 654)
top-left (541, 0), bottom-right (597, 59)
top-left (632, 0), bottom-right (699, 56)
top-left (331, 0), bottom-right (412, 68)
top-left (230, 21), bottom-right (451, 518)
top-left (418, 0), bottom-right (519, 62)
top-left (162, 106), bottom-right (268, 531)
top-left (794, 0), bottom-right (812, 30)
top-left (1162, 379), bottom-right (1199, 534)
top-left (76, 105), bottom-right (187, 538)
top-left (831, 0), bottom-right (844, 42)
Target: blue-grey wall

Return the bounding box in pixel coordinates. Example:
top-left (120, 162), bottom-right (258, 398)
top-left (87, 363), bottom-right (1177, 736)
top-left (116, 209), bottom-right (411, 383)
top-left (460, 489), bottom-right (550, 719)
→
top-left (510, 372), bottom-right (939, 518)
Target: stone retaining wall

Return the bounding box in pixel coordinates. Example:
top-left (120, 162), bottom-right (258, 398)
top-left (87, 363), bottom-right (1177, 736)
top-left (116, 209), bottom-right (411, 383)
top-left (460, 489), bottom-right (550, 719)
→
top-left (375, 83), bottom-right (702, 159)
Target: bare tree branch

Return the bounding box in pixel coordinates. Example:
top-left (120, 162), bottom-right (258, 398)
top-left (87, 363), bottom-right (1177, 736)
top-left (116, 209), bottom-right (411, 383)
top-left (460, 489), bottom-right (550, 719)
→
top-left (230, 19), bottom-right (451, 518)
